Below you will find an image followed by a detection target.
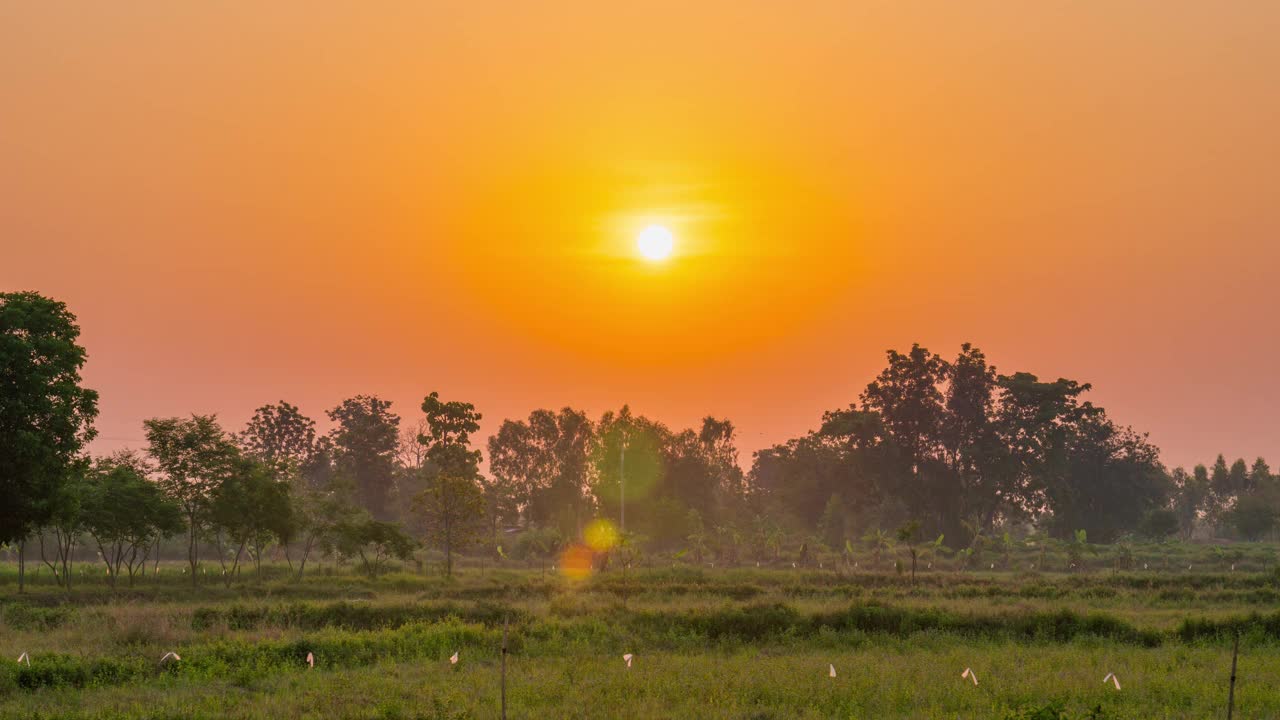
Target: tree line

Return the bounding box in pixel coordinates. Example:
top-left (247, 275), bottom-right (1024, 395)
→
top-left (3, 292), bottom-right (1278, 591)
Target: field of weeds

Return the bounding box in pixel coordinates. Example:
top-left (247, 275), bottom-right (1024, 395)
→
top-left (2, 560), bottom-right (1279, 719)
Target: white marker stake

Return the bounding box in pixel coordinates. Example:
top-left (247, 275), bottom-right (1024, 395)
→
top-left (1104, 673), bottom-right (1121, 690)
top-left (962, 668), bottom-right (978, 686)
top-left (160, 652), bottom-right (181, 665)
top-left (829, 664), bottom-right (837, 678)
top-left (306, 652), bottom-right (314, 669)
top-left (450, 651), bottom-right (459, 665)
top-left (17, 652), bottom-right (30, 666)
top-left (623, 654), bottom-right (634, 669)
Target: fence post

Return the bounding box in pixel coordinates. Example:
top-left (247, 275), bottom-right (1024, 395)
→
top-left (501, 614), bottom-right (509, 720)
top-left (1227, 630), bottom-right (1240, 720)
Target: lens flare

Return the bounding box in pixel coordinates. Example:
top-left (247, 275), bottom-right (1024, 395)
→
top-left (584, 519), bottom-right (621, 552)
top-left (558, 544), bottom-right (595, 580)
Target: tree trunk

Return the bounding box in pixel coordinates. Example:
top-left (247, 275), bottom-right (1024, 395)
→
top-left (17, 538), bottom-right (25, 593)
top-left (296, 533), bottom-right (315, 581)
top-left (188, 519), bottom-right (199, 588)
top-left (443, 484), bottom-right (454, 577)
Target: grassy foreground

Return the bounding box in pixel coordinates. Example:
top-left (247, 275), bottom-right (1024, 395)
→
top-left (2, 564), bottom-right (1278, 719)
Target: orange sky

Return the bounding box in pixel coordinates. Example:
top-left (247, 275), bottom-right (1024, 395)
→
top-left (3, 2), bottom-right (1277, 471)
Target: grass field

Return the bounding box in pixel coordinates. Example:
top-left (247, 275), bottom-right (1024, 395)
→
top-left (2, 551), bottom-right (1280, 719)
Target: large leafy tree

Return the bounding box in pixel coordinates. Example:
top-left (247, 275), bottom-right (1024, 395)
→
top-left (327, 396), bottom-right (400, 520)
top-left (144, 414), bottom-right (239, 586)
top-left (1042, 406), bottom-right (1169, 542)
top-left (860, 344), bottom-right (949, 471)
top-left (592, 407), bottom-right (670, 538)
top-left (662, 418), bottom-right (745, 529)
top-left (859, 345), bottom-right (951, 535)
top-left (943, 345), bottom-right (1017, 537)
top-left (752, 343), bottom-right (1176, 546)
top-left (751, 433), bottom-right (859, 530)
top-left (488, 407), bottom-right (594, 535)
top-left (0, 292), bottom-right (99, 590)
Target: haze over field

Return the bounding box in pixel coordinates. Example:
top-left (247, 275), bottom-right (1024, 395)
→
top-left (3, 1), bottom-right (1279, 469)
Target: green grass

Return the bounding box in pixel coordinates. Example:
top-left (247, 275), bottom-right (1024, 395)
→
top-left (2, 558), bottom-right (1279, 718)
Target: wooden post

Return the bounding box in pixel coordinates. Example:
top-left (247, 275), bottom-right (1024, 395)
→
top-left (501, 614), bottom-right (509, 720)
top-left (1227, 630), bottom-right (1240, 720)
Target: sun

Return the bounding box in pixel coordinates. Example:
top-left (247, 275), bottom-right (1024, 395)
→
top-left (636, 224), bottom-right (675, 261)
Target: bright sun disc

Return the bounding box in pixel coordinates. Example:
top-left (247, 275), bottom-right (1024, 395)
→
top-left (637, 225), bottom-right (675, 261)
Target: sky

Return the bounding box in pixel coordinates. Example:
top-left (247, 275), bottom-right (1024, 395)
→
top-left (2, 2), bottom-right (1277, 471)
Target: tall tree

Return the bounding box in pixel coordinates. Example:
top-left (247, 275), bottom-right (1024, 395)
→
top-left (993, 373), bottom-right (1092, 534)
top-left (1171, 466), bottom-right (1210, 539)
top-left (1249, 458), bottom-right (1273, 492)
top-left (1210, 455), bottom-right (1232, 499)
top-left (0, 292), bottom-right (99, 592)
top-left (1042, 406), bottom-right (1168, 543)
top-left (413, 473), bottom-right (485, 576)
top-left (240, 401), bottom-right (317, 473)
top-left (943, 344), bottom-right (1014, 539)
top-left (420, 392), bottom-right (482, 476)
top-left (327, 396), bottom-right (400, 520)
top-left (414, 392), bottom-right (485, 575)
top-left (144, 415), bottom-right (239, 586)
top-left (859, 345), bottom-right (950, 535)
top-left (592, 407), bottom-right (671, 542)
top-left (488, 408), bottom-right (595, 535)
top-left (1228, 458), bottom-right (1252, 496)
top-left (860, 344), bottom-right (949, 470)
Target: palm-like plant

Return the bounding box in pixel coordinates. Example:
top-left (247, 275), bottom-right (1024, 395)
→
top-left (1066, 529), bottom-right (1095, 571)
top-left (1023, 531), bottom-right (1053, 571)
top-left (1000, 532), bottom-right (1015, 569)
top-left (896, 521), bottom-right (922, 585)
top-left (920, 535), bottom-right (948, 570)
top-left (863, 528), bottom-right (894, 568)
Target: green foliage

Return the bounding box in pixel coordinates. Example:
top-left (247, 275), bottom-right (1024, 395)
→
top-left (144, 414), bottom-right (240, 585)
top-left (413, 474), bottom-right (485, 576)
top-left (1232, 495), bottom-right (1278, 541)
top-left (208, 457), bottom-right (293, 581)
top-left (327, 396), bottom-right (400, 520)
top-left (332, 517), bottom-right (418, 578)
top-left (419, 391), bottom-right (482, 477)
top-left (1138, 508), bottom-right (1179, 540)
top-left (0, 292), bottom-right (99, 546)
top-left (81, 452), bottom-right (183, 586)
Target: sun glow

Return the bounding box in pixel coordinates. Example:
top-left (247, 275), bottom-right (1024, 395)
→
top-left (636, 224), bottom-right (675, 261)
